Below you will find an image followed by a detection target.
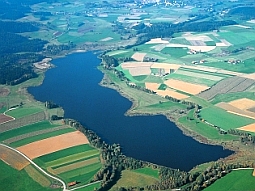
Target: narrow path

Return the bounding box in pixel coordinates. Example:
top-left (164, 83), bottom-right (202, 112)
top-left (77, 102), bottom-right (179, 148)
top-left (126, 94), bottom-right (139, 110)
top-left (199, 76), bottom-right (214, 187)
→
top-left (0, 143), bottom-right (68, 191)
top-left (69, 181), bottom-right (101, 191)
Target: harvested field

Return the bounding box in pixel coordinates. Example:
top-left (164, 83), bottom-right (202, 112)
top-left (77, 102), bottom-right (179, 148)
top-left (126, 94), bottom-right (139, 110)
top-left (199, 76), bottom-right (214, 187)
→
top-left (53, 157), bottom-right (99, 174)
top-left (188, 40), bottom-right (206, 46)
top-left (166, 44), bottom-right (189, 48)
top-left (164, 79), bottom-right (209, 95)
top-left (131, 52), bottom-right (147, 61)
top-left (0, 111), bottom-right (46, 133)
top-left (0, 88), bottom-right (10, 96)
top-left (175, 70), bottom-right (223, 81)
top-left (184, 35), bottom-right (213, 41)
top-left (145, 38), bottom-right (169, 44)
top-left (100, 37), bottom-right (113, 41)
top-left (156, 89), bottom-right (189, 99)
top-left (3, 126), bottom-right (70, 144)
top-left (199, 77), bottom-right (255, 100)
top-left (0, 145), bottom-right (30, 170)
top-left (216, 102), bottom-right (255, 119)
top-left (228, 98), bottom-right (255, 110)
top-left (121, 62), bottom-right (153, 69)
top-left (238, 123), bottom-right (255, 133)
top-left (0, 114), bottom-right (14, 124)
top-left (151, 63), bottom-right (180, 72)
top-left (17, 131), bottom-right (89, 159)
top-left (241, 73), bottom-right (255, 80)
top-left (129, 67), bottom-right (151, 76)
top-left (188, 46), bottom-right (216, 52)
top-left (145, 83), bottom-right (160, 91)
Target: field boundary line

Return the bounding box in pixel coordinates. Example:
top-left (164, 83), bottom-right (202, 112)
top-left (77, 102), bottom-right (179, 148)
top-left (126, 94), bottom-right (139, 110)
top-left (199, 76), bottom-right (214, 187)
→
top-left (69, 181), bottom-right (101, 191)
top-left (0, 143), bottom-right (68, 191)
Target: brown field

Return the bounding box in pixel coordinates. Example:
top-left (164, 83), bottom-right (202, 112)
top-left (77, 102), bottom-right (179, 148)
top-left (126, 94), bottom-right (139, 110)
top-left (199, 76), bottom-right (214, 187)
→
top-left (145, 83), bottom-right (160, 91)
top-left (228, 98), bottom-right (255, 110)
top-left (216, 102), bottom-right (255, 119)
top-left (164, 79), bottom-right (209, 95)
top-left (145, 38), bottom-right (169, 44)
top-left (0, 114), bottom-right (14, 124)
top-left (241, 73), bottom-right (255, 80)
top-left (25, 165), bottom-right (51, 187)
top-left (253, 169), bottom-right (255, 176)
top-left (199, 77), bottom-right (255, 100)
top-left (188, 46), bottom-right (216, 52)
top-left (0, 88), bottom-right (10, 96)
top-left (53, 157), bottom-right (99, 174)
top-left (131, 52), bottom-right (147, 62)
top-left (238, 123), bottom-right (255, 133)
top-left (151, 63), bottom-right (180, 71)
top-left (129, 67), bottom-right (151, 76)
top-left (121, 62), bottom-right (154, 69)
top-left (17, 131), bottom-right (89, 159)
top-left (156, 89), bottom-right (189, 99)
top-left (0, 145), bottom-right (30, 170)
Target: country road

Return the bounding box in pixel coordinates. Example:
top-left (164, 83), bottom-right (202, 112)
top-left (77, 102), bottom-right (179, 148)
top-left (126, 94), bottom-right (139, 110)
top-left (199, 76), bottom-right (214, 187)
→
top-left (0, 143), bottom-right (68, 191)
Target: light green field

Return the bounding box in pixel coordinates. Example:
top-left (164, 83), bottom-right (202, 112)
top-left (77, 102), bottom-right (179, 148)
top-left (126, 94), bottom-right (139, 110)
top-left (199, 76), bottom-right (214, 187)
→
top-left (204, 169), bottom-right (255, 191)
top-left (178, 110), bottom-right (237, 141)
top-left (0, 160), bottom-right (60, 191)
top-left (200, 106), bottom-right (255, 130)
top-left (5, 107), bottom-right (43, 118)
top-left (211, 92), bottom-right (255, 105)
top-left (74, 182), bottom-right (101, 191)
top-left (0, 120), bottom-right (60, 142)
top-left (10, 128), bottom-right (75, 148)
top-left (110, 170), bottom-right (159, 190)
top-left (133, 167), bottom-right (159, 179)
top-left (161, 47), bottom-right (188, 58)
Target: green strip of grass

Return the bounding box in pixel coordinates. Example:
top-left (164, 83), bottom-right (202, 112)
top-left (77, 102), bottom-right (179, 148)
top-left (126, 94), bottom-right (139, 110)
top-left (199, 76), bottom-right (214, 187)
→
top-left (5, 107), bottom-right (43, 118)
top-left (204, 169), bottom-right (255, 191)
top-left (34, 144), bottom-right (94, 164)
top-left (133, 167), bottom-right (159, 179)
top-left (0, 120), bottom-right (59, 142)
top-left (211, 92), bottom-right (255, 104)
top-left (0, 160), bottom-right (60, 191)
top-left (74, 182), bottom-right (101, 191)
top-left (200, 106), bottom-right (255, 130)
top-left (10, 128), bottom-right (75, 148)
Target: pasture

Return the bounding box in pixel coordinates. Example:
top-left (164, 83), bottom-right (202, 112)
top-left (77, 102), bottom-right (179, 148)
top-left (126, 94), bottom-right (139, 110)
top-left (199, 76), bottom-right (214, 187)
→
top-left (200, 106), bottom-right (255, 130)
top-left (204, 169), bottom-right (255, 191)
top-left (5, 107), bottom-right (43, 118)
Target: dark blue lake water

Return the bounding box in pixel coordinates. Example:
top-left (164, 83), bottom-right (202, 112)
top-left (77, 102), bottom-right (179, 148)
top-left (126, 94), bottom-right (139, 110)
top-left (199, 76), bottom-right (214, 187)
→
top-left (28, 52), bottom-right (233, 171)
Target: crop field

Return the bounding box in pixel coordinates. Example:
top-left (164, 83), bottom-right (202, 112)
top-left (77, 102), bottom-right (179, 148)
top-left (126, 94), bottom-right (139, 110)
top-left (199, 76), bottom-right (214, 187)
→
top-left (133, 167), bottom-right (159, 179)
top-left (24, 165), bottom-right (51, 187)
top-left (228, 98), bottom-right (255, 110)
top-left (0, 120), bottom-right (60, 142)
top-left (0, 145), bottom-right (30, 170)
top-left (0, 160), bottom-right (59, 191)
top-left (238, 123), bottom-right (255, 133)
top-left (110, 169), bottom-right (159, 189)
top-left (164, 79), bottom-right (209, 95)
top-left (5, 107), bottom-right (43, 118)
top-left (17, 131), bottom-right (89, 159)
top-left (204, 169), bottom-right (255, 191)
top-left (160, 47), bottom-right (188, 58)
top-left (211, 92), bottom-right (255, 105)
top-left (0, 111), bottom-right (46, 133)
top-left (199, 76), bottom-right (255, 100)
top-left (200, 106), bottom-right (255, 130)
top-left (156, 89), bottom-right (189, 100)
top-left (0, 114), bottom-right (13, 124)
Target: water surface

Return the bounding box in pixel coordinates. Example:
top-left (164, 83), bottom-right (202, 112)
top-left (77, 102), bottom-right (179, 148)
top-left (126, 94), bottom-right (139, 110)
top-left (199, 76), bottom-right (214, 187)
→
top-left (28, 52), bottom-right (233, 171)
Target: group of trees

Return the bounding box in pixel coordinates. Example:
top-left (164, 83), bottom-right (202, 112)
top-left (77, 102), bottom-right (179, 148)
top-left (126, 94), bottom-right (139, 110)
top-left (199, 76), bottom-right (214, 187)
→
top-left (228, 129), bottom-right (255, 145)
top-left (101, 55), bottom-right (119, 69)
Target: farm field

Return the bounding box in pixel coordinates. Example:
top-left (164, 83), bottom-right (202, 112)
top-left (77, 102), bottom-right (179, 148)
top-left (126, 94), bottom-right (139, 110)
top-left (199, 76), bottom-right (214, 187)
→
top-left (5, 107), bottom-right (43, 118)
top-left (204, 169), bottom-right (255, 191)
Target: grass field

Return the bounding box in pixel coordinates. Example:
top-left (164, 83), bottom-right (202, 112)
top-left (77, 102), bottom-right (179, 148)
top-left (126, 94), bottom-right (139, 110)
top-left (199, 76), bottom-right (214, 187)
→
top-left (110, 169), bottom-right (159, 190)
top-left (0, 160), bottom-right (60, 191)
top-left (161, 47), bottom-right (188, 58)
top-left (200, 106), bottom-right (255, 130)
top-left (211, 92), bottom-right (255, 104)
top-left (5, 107), bottom-right (43, 118)
top-left (10, 128), bottom-right (75, 148)
top-left (0, 120), bottom-right (60, 142)
top-left (133, 167), bottom-right (159, 179)
top-left (204, 169), bottom-right (255, 191)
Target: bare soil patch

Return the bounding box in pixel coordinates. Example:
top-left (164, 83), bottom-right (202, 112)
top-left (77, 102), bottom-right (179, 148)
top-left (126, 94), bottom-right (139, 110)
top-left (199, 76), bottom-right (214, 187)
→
top-left (131, 52), bottom-right (147, 61)
top-left (0, 88), bottom-right (10, 97)
top-left (17, 131), bottom-right (89, 159)
top-left (156, 89), bottom-right (189, 99)
top-left (228, 98), bottom-right (255, 110)
top-left (0, 145), bottom-right (30, 170)
top-left (129, 67), bottom-right (151, 76)
top-left (0, 114), bottom-right (14, 124)
top-left (100, 37), bottom-right (113, 42)
top-left (121, 62), bottom-right (154, 69)
top-left (188, 46), bottom-right (216, 52)
top-left (145, 38), bottom-right (169, 44)
top-left (164, 79), bottom-right (209, 95)
top-left (145, 83), bottom-right (160, 91)
top-left (238, 123), bottom-right (255, 133)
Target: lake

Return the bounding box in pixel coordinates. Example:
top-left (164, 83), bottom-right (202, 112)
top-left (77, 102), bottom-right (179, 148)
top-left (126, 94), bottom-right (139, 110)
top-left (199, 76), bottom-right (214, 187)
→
top-left (28, 52), bottom-right (233, 171)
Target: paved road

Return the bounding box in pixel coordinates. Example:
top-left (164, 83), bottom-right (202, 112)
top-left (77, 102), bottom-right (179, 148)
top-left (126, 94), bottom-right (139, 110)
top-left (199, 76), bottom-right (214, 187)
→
top-left (0, 143), bottom-right (68, 191)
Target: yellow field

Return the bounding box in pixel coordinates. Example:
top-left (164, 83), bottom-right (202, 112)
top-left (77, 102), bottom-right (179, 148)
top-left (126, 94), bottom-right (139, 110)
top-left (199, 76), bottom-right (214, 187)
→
top-left (156, 89), bottom-right (189, 100)
top-left (145, 83), bottom-right (160, 91)
top-left (17, 131), bottom-right (89, 159)
top-left (131, 52), bottom-right (147, 61)
top-left (164, 79), bottom-right (209, 95)
top-left (238, 123), bottom-right (255, 133)
top-left (228, 98), bottom-right (255, 110)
